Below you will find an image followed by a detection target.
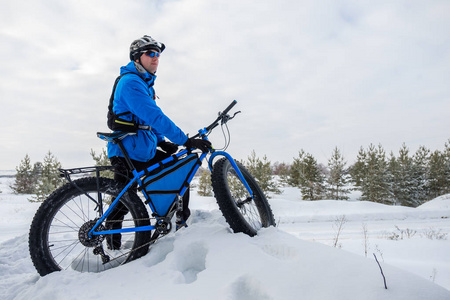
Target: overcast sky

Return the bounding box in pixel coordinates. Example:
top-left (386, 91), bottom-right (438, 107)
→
top-left (1, 0), bottom-right (449, 170)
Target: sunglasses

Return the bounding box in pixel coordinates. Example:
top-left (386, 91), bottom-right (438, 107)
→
top-left (144, 51), bottom-right (161, 58)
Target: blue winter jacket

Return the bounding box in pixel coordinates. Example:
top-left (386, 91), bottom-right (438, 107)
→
top-left (107, 61), bottom-right (188, 162)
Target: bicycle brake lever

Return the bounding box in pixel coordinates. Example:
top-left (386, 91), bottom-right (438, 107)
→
top-left (220, 111), bottom-right (241, 125)
top-left (231, 111), bottom-right (241, 119)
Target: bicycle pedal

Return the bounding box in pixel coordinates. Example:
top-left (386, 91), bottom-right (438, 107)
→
top-left (176, 221), bottom-right (188, 231)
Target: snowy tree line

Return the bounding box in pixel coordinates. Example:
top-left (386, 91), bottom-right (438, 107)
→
top-left (10, 151), bottom-right (65, 202)
top-left (275, 140), bottom-right (450, 207)
top-left (11, 140), bottom-right (450, 207)
top-left (199, 140), bottom-right (450, 207)
top-left (10, 149), bottom-right (108, 202)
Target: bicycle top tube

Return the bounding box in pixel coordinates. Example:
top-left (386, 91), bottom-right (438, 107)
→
top-left (134, 148), bottom-right (201, 178)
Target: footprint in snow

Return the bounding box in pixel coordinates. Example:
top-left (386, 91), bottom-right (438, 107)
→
top-left (228, 275), bottom-right (273, 300)
top-left (260, 244), bottom-right (300, 261)
top-left (174, 241), bottom-right (208, 284)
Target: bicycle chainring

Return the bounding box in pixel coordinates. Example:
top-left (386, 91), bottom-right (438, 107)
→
top-left (155, 218), bottom-right (172, 235)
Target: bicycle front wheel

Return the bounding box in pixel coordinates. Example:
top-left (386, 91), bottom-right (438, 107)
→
top-left (29, 177), bottom-right (151, 276)
top-left (211, 158), bottom-right (275, 236)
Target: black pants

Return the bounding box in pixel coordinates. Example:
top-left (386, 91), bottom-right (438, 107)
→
top-left (106, 151), bottom-right (190, 247)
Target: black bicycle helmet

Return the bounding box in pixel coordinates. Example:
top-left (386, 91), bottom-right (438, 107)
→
top-left (129, 35), bottom-right (165, 61)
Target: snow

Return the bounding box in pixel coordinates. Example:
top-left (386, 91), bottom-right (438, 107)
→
top-left (1, 175), bottom-right (450, 300)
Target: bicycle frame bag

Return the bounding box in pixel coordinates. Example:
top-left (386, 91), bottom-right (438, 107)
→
top-left (140, 153), bottom-right (200, 216)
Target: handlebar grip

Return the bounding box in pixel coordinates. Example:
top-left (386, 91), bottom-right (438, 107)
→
top-left (221, 100), bottom-right (237, 116)
top-left (202, 100), bottom-right (238, 135)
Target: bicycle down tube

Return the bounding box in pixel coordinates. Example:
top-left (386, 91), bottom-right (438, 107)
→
top-left (88, 148), bottom-right (204, 237)
top-left (89, 141), bottom-right (253, 237)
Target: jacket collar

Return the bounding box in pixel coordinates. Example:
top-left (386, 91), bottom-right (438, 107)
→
top-left (121, 61), bottom-right (156, 85)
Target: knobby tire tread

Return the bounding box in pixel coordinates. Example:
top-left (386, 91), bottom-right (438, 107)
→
top-left (28, 177), bottom-right (151, 276)
top-left (211, 158), bottom-right (275, 236)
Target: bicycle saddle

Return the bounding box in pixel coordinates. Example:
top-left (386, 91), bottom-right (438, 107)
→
top-left (97, 131), bottom-right (136, 143)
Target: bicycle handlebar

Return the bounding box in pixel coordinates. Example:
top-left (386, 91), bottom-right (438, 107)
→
top-left (204, 100), bottom-right (237, 133)
top-left (221, 99), bottom-right (237, 117)
top-left (190, 100), bottom-right (238, 139)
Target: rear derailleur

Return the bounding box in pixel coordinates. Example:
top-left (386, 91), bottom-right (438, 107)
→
top-left (93, 244), bottom-right (110, 264)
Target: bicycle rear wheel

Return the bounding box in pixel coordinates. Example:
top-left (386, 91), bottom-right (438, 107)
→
top-left (29, 177), bottom-right (151, 276)
top-left (211, 158), bottom-right (275, 236)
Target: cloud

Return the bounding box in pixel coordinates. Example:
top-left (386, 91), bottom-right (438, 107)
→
top-left (0, 0), bottom-right (449, 170)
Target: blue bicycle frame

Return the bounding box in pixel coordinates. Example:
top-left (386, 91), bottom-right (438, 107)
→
top-left (89, 100), bottom-right (252, 237)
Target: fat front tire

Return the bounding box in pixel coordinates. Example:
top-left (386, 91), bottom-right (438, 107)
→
top-left (211, 158), bottom-right (275, 236)
top-left (29, 177), bottom-right (151, 276)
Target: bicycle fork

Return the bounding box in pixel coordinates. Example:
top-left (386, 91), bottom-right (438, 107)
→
top-left (208, 151), bottom-right (254, 198)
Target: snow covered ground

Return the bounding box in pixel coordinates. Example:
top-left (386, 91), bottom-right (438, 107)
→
top-left (1, 174), bottom-right (449, 300)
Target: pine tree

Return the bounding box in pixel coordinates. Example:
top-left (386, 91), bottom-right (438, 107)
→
top-left (245, 150), bottom-right (281, 198)
top-left (30, 151), bottom-right (65, 202)
top-left (197, 169), bottom-right (212, 196)
top-left (289, 150), bottom-right (325, 200)
top-left (303, 154), bottom-right (326, 200)
top-left (428, 150), bottom-right (447, 199)
top-left (349, 147), bottom-right (367, 188)
top-left (10, 154), bottom-right (36, 194)
top-left (358, 144), bottom-right (392, 204)
top-left (289, 150), bottom-right (306, 188)
top-left (443, 139), bottom-right (450, 195)
top-left (326, 147), bottom-right (350, 200)
top-left (32, 162), bottom-right (43, 185)
top-left (394, 143), bottom-right (415, 206)
top-left (90, 148), bottom-right (114, 179)
top-left (387, 152), bottom-right (399, 205)
top-left (411, 146), bottom-right (430, 205)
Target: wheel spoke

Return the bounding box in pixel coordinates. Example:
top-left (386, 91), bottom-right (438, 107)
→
top-left (29, 177), bottom-right (152, 275)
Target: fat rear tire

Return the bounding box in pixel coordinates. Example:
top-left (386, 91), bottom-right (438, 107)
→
top-left (29, 177), bottom-right (151, 275)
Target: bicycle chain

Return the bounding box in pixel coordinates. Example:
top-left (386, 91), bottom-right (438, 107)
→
top-left (103, 234), bottom-right (161, 266)
top-left (103, 217), bottom-right (154, 223)
top-left (100, 217), bottom-right (164, 266)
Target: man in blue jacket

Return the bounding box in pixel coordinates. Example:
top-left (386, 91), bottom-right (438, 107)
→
top-left (106, 35), bottom-right (211, 249)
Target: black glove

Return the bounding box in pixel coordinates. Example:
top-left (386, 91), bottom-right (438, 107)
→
top-left (184, 137), bottom-right (212, 153)
top-left (158, 141), bottom-right (178, 154)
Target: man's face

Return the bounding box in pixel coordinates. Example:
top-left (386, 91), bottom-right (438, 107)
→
top-left (139, 50), bottom-right (160, 74)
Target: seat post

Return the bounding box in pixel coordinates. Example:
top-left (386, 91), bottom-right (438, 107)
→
top-left (116, 139), bottom-right (136, 171)
top-left (96, 131), bottom-right (137, 172)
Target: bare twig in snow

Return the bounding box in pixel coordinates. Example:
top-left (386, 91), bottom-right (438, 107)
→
top-left (362, 223), bottom-right (369, 257)
top-left (332, 215), bottom-right (347, 248)
top-left (373, 253), bottom-right (388, 289)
